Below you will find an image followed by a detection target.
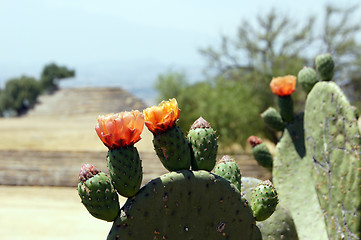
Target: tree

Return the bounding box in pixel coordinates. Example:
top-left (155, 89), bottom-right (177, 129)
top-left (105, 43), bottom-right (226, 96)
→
top-left (154, 70), bottom-right (189, 103)
top-left (40, 63), bottom-right (75, 93)
top-left (0, 76), bottom-right (41, 116)
top-left (318, 4), bottom-right (361, 109)
top-left (154, 4), bottom-right (361, 147)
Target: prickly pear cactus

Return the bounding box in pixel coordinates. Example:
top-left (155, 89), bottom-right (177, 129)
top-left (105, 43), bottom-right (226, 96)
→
top-left (248, 136), bottom-right (273, 170)
top-left (107, 146), bottom-right (143, 197)
top-left (261, 107), bottom-right (285, 131)
top-left (304, 81), bottom-right (361, 239)
top-left (187, 116), bottom-right (218, 171)
top-left (250, 180), bottom-right (278, 221)
top-left (315, 53), bottom-right (334, 81)
top-left (78, 164), bottom-right (120, 222)
top-left (241, 177), bottom-right (299, 240)
top-left (297, 66), bottom-right (318, 93)
top-left (107, 170), bottom-right (262, 240)
top-left (273, 113), bottom-right (329, 239)
top-left (153, 126), bottom-right (191, 171)
top-left (213, 155), bottom-right (242, 191)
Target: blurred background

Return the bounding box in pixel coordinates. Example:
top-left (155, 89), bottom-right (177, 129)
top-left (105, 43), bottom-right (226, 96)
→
top-left (0, 0), bottom-right (360, 239)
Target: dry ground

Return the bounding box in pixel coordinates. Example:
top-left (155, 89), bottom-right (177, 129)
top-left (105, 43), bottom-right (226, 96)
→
top-left (0, 114), bottom-right (153, 239)
top-left (0, 114), bottom-right (154, 152)
top-left (0, 186), bottom-right (127, 240)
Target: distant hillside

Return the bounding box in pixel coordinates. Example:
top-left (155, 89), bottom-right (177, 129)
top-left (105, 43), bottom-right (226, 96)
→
top-left (26, 87), bottom-right (147, 116)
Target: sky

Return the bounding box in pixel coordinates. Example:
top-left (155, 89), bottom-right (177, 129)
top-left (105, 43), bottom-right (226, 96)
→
top-left (0, 0), bottom-right (360, 102)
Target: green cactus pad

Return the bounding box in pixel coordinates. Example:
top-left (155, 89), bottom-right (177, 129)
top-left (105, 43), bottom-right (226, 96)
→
top-left (277, 95), bottom-right (294, 123)
top-left (78, 165), bottom-right (120, 222)
top-left (315, 53), bottom-right (334, 81)
top-left (251, 143), bottom-right (273, 170)
top-left (241, 177), bottom-right (299, 240)
top-left (153, 125), bottom-right (191, 171)
top-left (304, 81), bottom-right (361, 239)
top-left (107, 170), bottom-right (261, 240)
top-left (107, 146), bottom-right (143, 197)
top-left (297, 66), bottom-right (318, 93)
top-left (213, 155), bottom-right (242, 191)
top-left (250, 180), bottom-right (278, 221)
top-left (187, 117), bottom-right (218, 171)
top-left (273, 113), bottom-right (328, 240)
top-left (261, 107), bottom-right (285, 131)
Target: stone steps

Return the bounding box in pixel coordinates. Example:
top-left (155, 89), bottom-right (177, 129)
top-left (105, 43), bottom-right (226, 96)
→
top-left (0, 150), bottom-right (271, 187)
top-left (27, 87), bottom-right (147, 116)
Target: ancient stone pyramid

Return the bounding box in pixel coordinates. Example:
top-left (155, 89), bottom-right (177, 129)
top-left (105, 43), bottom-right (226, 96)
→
top-left (26, 87), bottom-right (147, 116)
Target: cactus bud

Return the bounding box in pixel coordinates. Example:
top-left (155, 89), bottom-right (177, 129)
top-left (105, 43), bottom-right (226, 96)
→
top-left (251, 180), bottom-right (279, 221)
top-left (298, 66), bottom-right (318, 93)
top-left (187, 116), bottom-right (218, 171)
top-left (248, 137), bottom-right (273, 170)
top-left (77, 164), bottom-right (120, 222)
top-left (213, 155), bottom-right (242, 191)
top-left (315, 53), bottom-right (334, 81)
top-left (247, 136), bottom-right (263, 148)
top-left (79, 163), bottom-right (100, 183)
top-left (261, 107), bottom-right (285, 131)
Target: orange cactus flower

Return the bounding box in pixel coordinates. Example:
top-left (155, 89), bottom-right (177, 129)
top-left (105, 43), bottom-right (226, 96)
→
top-left (95, 110), bottom-right (144, 149)
top-left (143, 98), bottom-right (180, 134)
top-left (270, 75), bottom-right (297, 96)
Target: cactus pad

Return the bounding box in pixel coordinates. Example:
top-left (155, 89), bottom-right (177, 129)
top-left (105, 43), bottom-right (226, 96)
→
top-left (250, 180), bottom-right (278, 221)
top-left (241, 177), bottom-right (299, 240)
top-left (213, 155), bottom-right (242, 191)
top-left (315, 53), bottom-right (334, 81)
top-left (107, 146), bottom-right (143, 197)
top-left (153, 126), bottom-right (191, 171)
top-left (261, 107), bottom-right (285, 131)
top-left (187, 117), bottom-right (218, 171)
top-left (78, 164), bottom-right (120, 222)
top-left (251, 143), bottom-right (273, 170)
top-left (273, 113), bottom-right (328, 239)
top-left (277, 95), bottom-right (294, 123)
top-left (304, 81), bottom-right (361, 239)
top-left (297, 66), bottom-right (318, 93)
top-left (107, 170), bottom-right (261, 240)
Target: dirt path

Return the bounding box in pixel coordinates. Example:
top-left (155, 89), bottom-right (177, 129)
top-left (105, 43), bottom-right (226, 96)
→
top-left (0, 186), bottom-right (127, 240)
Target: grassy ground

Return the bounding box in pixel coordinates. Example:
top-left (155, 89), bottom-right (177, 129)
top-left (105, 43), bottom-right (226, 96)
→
top-left (0, 114), bottom-right (154, 152)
